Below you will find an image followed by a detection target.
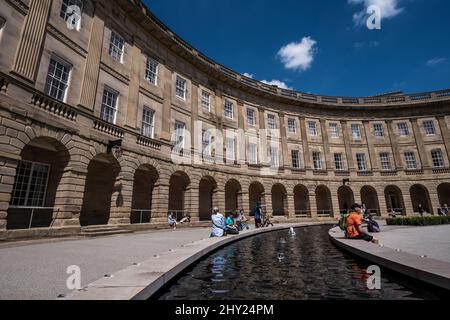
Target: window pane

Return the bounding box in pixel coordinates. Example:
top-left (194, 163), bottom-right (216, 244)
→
top-left (109, 32), bottom-right (124, 62)
top-left (45, 58), bottom-right (71, 102)
top-left (60, 0), bottom-right (83, 29)
top-left (101, 89), bottom-right (118, 123)
top-left (11, 161), bottom-right (50, 207)
top-left (145, 58), bottom-right (158, 85)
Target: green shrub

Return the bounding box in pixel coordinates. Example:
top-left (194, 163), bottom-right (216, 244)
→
top-left (386, 216), bottom-right (450, 226)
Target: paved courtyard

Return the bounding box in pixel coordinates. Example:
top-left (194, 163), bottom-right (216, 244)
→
top-left (0, 228), bottom-right (212, 300)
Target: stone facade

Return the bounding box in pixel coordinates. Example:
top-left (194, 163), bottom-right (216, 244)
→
top-left (0, 0), bottom-right (450, 239)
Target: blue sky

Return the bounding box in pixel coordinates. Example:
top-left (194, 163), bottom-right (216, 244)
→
top-left (145, 0), bottom-right (450, 97)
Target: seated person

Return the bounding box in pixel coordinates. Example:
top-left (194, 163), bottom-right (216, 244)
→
top-left (168, 213), bottom-right (177, 230)
top-left (346, 203), bottom-right (379, 244)
top-left (236, 209), bottom-right (250, 231)
top-left (211, 208), bottom-right (226, 237)
top-left (225, 212), bottom-right (239, 235)
top-left (179, 215), bottom-right (191, 224)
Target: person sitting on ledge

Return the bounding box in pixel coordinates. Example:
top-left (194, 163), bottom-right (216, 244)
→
top-left (168, 212), bottom-right (178, 230)
top-left (211, 207), bottom-right (226, 238)
top-left (225, 212), bottom-right (239, 235)
top-left (346, 203), bottom-right (379, 244)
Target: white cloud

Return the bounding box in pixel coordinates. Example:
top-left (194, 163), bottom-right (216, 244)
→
top-left (242, 73), bottom-right (254, 78)
top-left (277, 36), bottom-right (317, 72)
top-left (261, 80), bottom-right (292, 90)
top-left (426, 58), bottom-right (446, 67)
top-left (349, 0), bottom-right (404, 26)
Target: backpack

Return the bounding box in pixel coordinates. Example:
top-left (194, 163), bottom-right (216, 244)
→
top-left (367, 220), bottom-right (381, 233)
top-left (339, 213), bottom-right (350, 231)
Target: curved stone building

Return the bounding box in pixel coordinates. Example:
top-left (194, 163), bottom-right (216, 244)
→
top-left (0, 0), bottom-right (450, 239)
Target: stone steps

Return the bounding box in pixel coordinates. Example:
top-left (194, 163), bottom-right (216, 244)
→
top-left (80, 225), bottom-right (134, 238)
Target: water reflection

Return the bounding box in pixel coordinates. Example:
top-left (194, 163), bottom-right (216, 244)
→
top-left (157, 225), bottom-right (443, 300)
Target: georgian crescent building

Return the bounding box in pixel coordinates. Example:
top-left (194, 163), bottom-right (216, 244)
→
top-left (1, 0), bottom-right (450, 239)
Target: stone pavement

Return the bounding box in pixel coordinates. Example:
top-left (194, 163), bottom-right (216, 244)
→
top-left (0, 227), bottom-right (213, 300)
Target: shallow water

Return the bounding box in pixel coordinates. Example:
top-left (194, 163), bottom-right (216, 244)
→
top-left (155, 225), bottom-right (443, 300)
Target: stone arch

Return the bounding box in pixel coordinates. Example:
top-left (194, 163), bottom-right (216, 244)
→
top-left (131, 164), bottom-right (159, 224)
top-left (316, 185), bottom-right (333, 216)
top-left (272, 183), bottom-right (287, 216)
top-left (199, 175), bottom-right (218, 221)
top-left (410, 184), bottom-right (433, 214)
top-left (337, 186), bottom-right (355, 214)
top-left (361, 186), bottom-right (381, 215)
top-left (225, 179), bottom-right (242, 214)
top-left (7, 137), bottom-right (71, 230)
top-left (168, 171), bottom-right (191, 220)
top-left (294, 184), bottom-right (310, 217)
top-left (438, 183), bottom-right (450, 207)
top-left (80, 153), bottom-right (121, 226)
top-left (384, 185), bottom-right (405, 215)
top-left (249, 181), bottom-right (265, 216)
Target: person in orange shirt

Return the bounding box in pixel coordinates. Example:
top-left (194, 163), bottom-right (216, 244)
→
top-left (346, 203), bottom-right (379, 244)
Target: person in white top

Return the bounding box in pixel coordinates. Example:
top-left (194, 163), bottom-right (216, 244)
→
top-left (211, 207), bottom-right (226, 237)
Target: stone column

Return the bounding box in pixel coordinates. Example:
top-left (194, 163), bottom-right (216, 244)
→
top-left (363, 121), bottom-right (378, 171)
top-left (279, 113), bottom-right (289, 168)
top-left (377, 188), bottom-right (389, 218)
top-left (52, 166), bottom-right (88, 228)
top-left (124, 41), bottom-right (142, 129)
top-left (386, 120), bottom-right (403, 170)
top-left (308, 191), bottom-right (318, 219)
top-left (428, 190), bottom-right (440, 216)
top-left (109, 173), bottom-right (134, 225)
top-left (331, 191), bottom-right (340, 218)
top-left (12, 0), bottom-right (52, 82)
top-left (286, 192), bottom-right (295, 218)
top-left (263, 191), bottom-right (272, 217)
top-left (160, 67), bottom-right (173, 142)
top-left (342, 121), bottom-right (355, 170)
top-left (320, 119), bottom-right (331, 170)
top-left (0, 155), bottom-right (20, 232)
top-left (240, 191), bottom-right (250, 215)
top-left (214, 189), bottom-right (226, 213)
top-left (437, 116), bottom-right (450, 163)
top-left (191, 81), bottom-right (199, 156)
top-left (400, 186), bottom-right (414, 216)
top-left (151, 182), bottom-right (169, 223)
top-left (299, 117), bottom-right (311, 169)
top-left (186, 186), bottom-right (200, 222)
top-left (79, 4), bottom-right (106, 109)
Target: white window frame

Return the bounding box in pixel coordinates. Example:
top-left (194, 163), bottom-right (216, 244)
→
top-left (351, 124), bottom-right (362, 140)
top-left (226, 137), bottom-right (235, 161)
top-left (109, 31), bottom-right (125, 63)
top-left (270, 147), bottom-right (279, 167)
top-left (329, 123), bottom-right (339, 139)
top-left (291, 150), bottom-right (300, 169)
top-left (247, 109), bottom-right (256, 126)
top-left (201, 90), bottom-right (211, 112)
top-left (175, 76), bottom-right (187, 100)
top-left (224, 100), bottom-right (234, 120)
top-left (423, 120), bottom-right (436, 136)
top-left (145, 57), bottom-right (158, 85)
top-left (398, 122), bottom-right (409, 137)
top-left (356, 153), bottom-right (367, 172)
top-left (267, 114), bottom-right (276, 130)
top-left (374, 123), bottom-right (384, 138)
top-left (334, 153), bottom-right (345, 171)
top-left (380, 153), bottom-right (392, 171)
top-left (60, 0), bottom-right (83, 31)
top-left (313, 151), bottom-right (322, 170)
top-left (404, 152), bottom-right (417, 170)
top-left (288, 118), bottom-right (297, 134)
top-left (174, 121), bottom-right (186, 149)
top-left (45, 56), bottom-right (72, 102)
top-left (141, 107), bottom-right (155, 139)
top-left (202, 130), bottom-right (213, 157)
top-left (309, 121), bottom-right (318, 137)
top-left (11, 160), bottom-right (50, 208)
top-left (248, 143), bottom-right (258, 165)
top-left (431, 149), bottom-right (445, 168)
top-left (100, 87), bottom-right (119, 124)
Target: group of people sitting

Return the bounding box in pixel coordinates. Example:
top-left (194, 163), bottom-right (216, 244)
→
top-left (211, 208), bottom-right (251, 237)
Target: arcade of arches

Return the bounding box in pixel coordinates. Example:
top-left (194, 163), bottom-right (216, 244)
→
top-left (3, 135), bottom-right (449, 232)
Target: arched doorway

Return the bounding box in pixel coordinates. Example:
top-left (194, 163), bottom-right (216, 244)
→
top-left (384, 185), bottom-right (405, 215)
top-left (410, 184), bottom-right (433, 214)
top-left (272, 184), bottom-right (287, 216)
top-left (7, 137), bottom-right (70, 230)
top-left (225, 179), bottom-right (242, 214)
top-left (131, 164), bottom-right (159, 224)
top-left (338, 186), bottom-right (355, 214)
top-left (168, 171), bottom-right (190, 220)
top-left (294, 185), bottom-right (310, 217)
top-left (361, 186), bottom-right (380, 215)
top-left (438, 183), bottom-right (450, 207)
top-left (249, 182), bottom-right (265, 216)
top-left (80, 154), bottom-right (120, 226)
top-left (199, 176), bottom-right (217, 221)
top-left (316, 185), bottom-right (333, 216)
